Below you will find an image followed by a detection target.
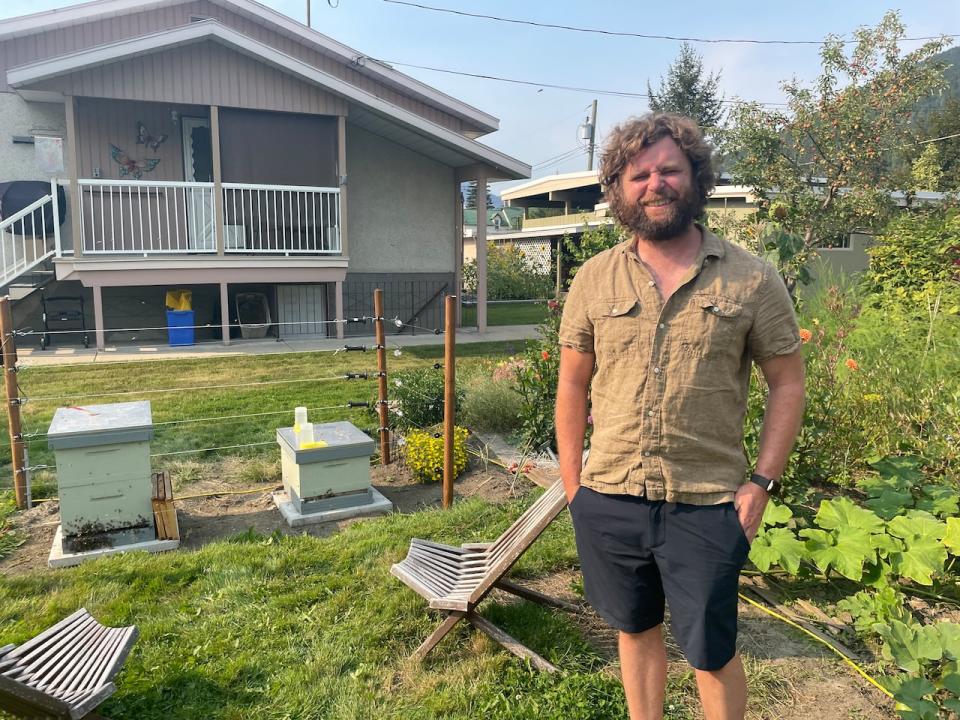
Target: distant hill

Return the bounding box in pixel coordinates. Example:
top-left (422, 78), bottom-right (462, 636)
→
top-left (915, 46), bottom-right (960, 123)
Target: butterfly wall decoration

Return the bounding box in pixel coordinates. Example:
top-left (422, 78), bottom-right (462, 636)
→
top-left (136, 121), bottom-right (168, 151)
top-left (109, 144), bottom-right (160, 179)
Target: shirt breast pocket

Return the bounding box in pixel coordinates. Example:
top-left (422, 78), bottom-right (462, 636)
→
top-left (592, 297), bottom-right (641, 358)
top-left (679, 294), bottom-right (745, 360)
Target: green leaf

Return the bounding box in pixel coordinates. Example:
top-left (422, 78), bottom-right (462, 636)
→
top-left (815, 496), bottom-right (885, 534)
top-left (760, 501), bottom-right (793, 528)
top-left (888, 540), bottom-right (946, 586)
top-left (800, 527), bottom-right (874, 581)
top-left (916, 484), bottom-right (959, 518)
top-left (887, 511), bottom-right (946, 542)
top-left (877, 620), bottom-right (942, 673)
top-left (869, 455), bottom-right (925, 486)
top-left (749, 527), bottom-right (807, 574)
top-left (938, 624), bottom-right (960, 662)
top-left (945, 518), bottom-right (960, 555)
top-left (890, 674), bottom-right (940, 720)
top-left (865, 490), bottom-right (915, 519)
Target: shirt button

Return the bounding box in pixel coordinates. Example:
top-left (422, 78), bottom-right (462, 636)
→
top-left (644, 451), bottom-right (652, 457)
top-left (647, 410), bottom-right (654, 416)
top-left (659, 323), bottom-right (665, 329)
top-left (653, 367), bottom-right (661, 374)
top-left (712, 306), bottom-right (721, 314)
top-left (648, 280), bottom-right (656, 287)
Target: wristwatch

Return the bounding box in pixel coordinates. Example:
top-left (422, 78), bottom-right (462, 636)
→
top-left (749, 473), bottom-right (781, 495)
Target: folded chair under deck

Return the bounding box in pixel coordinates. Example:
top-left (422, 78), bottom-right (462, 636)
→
top-left (391, 480), bottom-right (580, 672)
top-left (0, 608), bottom-right (138, 720)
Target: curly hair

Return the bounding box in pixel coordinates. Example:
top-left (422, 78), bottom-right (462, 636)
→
top-left (599, 113), bottom-right (716, 209)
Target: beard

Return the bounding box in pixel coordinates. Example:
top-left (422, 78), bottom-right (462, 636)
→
top-left (609, 184), bottom-right (703, 242)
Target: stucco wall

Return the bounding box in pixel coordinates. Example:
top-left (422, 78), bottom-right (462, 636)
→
top-left (0, 95), bottom-right (69, 181)
top-left (345, 123), bottom-right (455, 274)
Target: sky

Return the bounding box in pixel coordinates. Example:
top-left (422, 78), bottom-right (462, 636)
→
top-left (2, 0), bottom-right (958, 194)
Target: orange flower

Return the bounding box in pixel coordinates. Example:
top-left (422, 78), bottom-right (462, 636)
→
top-left (845, 358), bottom-right (859, 371)
top-left (799, 328), bottom-right (812, 344)
top-left (541, 350), bottom-right (550, 361)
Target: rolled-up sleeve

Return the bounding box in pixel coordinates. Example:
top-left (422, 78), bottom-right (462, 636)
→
top-left (559, 265), bottom-right (595, 354)
top-left (747, 263), bottom-right (801, 362)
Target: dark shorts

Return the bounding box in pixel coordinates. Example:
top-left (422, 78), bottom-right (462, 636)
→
top-left (569, 486), bottom-right (750, 671)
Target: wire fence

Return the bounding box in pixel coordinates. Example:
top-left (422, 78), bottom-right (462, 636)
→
top-left (0, 304), bottom-right (451, 506)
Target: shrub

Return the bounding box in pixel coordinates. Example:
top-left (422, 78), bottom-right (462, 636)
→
top-left (864, 207), bottom-right (960, 299)
top-left (392, 367), bottom-right (464, 431)
top-left (513, 299), bottom-right (563, 450)
top-left (461, 373), bottom-right (523, 433)
top-left (462, 242), bottom-right (553, 300)
top-left (403, 426), bottom-right (468, 483)
top-left (564, 223), bottom-right (622, 282)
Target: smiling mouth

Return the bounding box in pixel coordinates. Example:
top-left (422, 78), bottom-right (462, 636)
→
top-left (643, 198), bottom-right (673, 207)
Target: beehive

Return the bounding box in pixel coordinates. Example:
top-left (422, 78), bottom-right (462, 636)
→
top-left (276, 421), bottom-right (375, 513)
top-left (47, 401), bottom-right (155, 552)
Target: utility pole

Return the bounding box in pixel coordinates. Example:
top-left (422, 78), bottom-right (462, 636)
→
top-left (306, 0), bottom-right (311, 27)
top-left (586, 99), bottom-right (598, 171)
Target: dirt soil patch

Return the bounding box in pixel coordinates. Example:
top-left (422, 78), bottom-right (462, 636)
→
top-left (2, 455), bottom-right (895, 719)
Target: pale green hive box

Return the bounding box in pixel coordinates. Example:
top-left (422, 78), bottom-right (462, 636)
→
top-left (47, 401), bottom-right (155, 550)
top-left (277, 421), bottom-right (375, 513)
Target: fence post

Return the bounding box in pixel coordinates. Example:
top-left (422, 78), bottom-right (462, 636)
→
top-left (374, 288), bottom-right (391, 465)
top-left (442, 294), bottom-right (456, 509)
top-left (0, 297), bottom-right (27, 510)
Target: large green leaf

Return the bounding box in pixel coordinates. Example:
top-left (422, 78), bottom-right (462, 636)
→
top-left (887, 511), bottom-right (946, 542)
top-left (945, 518), bottom-right (960, 555)
top-left (877, 620), bottom-right (943, 672)
top-left (916, 484), bottom-right (959, 518)
top-left (888, 541), bottom-right (947, 586)
top-left (865, 489), bottom-right (914, 520)
top-left (800, 527), bottom-right (875, 580)
top-left (749, 527), bottom-right (806, 574)
top-left (815, 496), bottom-right (885, 534)
top-left (890, 674), bottom-right (940, 720)
top-left (939, 623), bottom-right (960, 662)
top-left (760, 501), bottom-right (793, 528)
top-left (869, 455), bottom-right (925, 486)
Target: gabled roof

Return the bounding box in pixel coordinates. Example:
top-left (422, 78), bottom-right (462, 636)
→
top-left (0, 0), bottom-right (499, 136)
top-left (7, 20), bottom-right (530, 180)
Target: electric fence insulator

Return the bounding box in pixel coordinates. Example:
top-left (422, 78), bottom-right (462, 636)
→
top-left (344, 345), bottom-right (366, 352)
top-left (347, 401), bottom-right (370, 408)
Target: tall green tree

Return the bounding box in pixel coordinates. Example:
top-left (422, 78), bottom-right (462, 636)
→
top-left (462, 181), bottom-right (493, 209)
top-left (721, 12), bottom-right (950, 290)
top-left (647, 42), bottom-right (725, 130)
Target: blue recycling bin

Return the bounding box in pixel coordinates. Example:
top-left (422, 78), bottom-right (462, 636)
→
top-left (166, 310), bottom-right (195, 346)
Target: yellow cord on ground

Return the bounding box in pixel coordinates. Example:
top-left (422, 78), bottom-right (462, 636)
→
top-left (738, 592), bottom-right (894, 700)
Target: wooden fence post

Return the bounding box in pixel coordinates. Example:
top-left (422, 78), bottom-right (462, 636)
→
top-left (374, 288), bottom-right (391, 465)
top-left (0, 297), bottom-right (27, 509)
top-left (442, 294), bottom-right (456, 509)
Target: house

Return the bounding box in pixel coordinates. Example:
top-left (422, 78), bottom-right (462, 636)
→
top-left (461, 207), bottom-right (530, 264)
top-left (0, 0), bottom-right (530, 348)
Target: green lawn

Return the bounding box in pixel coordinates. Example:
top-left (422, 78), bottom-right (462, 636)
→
top-left (0, 492), bottom-right (650, 720)
top-left (461, 301), bottom-right (549, 327)
top-left (0, 341), bottom-right (527, 498)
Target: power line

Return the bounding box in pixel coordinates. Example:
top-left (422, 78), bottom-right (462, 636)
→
top-left (382, 0), bottom-right (958, 45)
top-left (369, 57), bottom-right (790, 107)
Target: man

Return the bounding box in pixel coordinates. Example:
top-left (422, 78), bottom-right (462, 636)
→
top-left (556, 113), bottom-right (805, 720)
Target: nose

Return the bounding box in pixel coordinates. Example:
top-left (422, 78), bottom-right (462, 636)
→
top-left (649, 172), bottom-right (667, 191)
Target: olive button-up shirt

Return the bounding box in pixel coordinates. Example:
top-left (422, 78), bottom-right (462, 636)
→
top-left (559, 228), bottom-right (800, 505)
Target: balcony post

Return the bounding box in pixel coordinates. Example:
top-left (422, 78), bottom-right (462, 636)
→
top-left (475, 167), bottom-right (487, 333)
top-left (337, 115), bottom-right (348, 258)
top-left (92, 285), bottom-right (105, 350)
top-left (220, 281), bottom-right (230, 346)
top-left (64, 96), bottom-right (82, 258)
top-left (211, 105), bottom-right (225, 257)
top-left (335, 280), bottom-right (344, 340)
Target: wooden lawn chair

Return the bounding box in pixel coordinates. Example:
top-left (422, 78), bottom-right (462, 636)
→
top-left (391, 480), bottom-right (579, 672)
top-left (0, 608), bottom-right (139, 719)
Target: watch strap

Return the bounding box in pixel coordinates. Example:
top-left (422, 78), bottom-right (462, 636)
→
top-left (750, 473), bottom-right (780, 494)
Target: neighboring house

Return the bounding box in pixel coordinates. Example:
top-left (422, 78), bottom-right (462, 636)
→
top-left (499, 170), bottom-right (947, 291)
top-left (0, 0), bottom-right (529, 347)
top-left (462, 207), bottom-right (541, 267)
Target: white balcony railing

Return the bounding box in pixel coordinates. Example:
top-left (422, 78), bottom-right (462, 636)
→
top-left (221, 183), bottom-right (341, 254)
top-left (77, 179), bottom-right (341, 256)
top-left (0, 181), bottom-right (59, 287)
